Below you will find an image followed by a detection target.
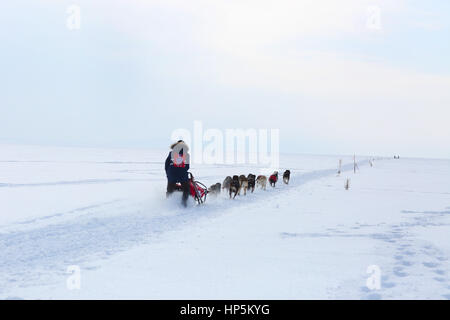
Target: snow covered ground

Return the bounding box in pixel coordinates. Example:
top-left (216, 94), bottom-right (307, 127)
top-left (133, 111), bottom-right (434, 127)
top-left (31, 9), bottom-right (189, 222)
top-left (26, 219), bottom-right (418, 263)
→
top-left (1, 144), bottom-right (449, 299)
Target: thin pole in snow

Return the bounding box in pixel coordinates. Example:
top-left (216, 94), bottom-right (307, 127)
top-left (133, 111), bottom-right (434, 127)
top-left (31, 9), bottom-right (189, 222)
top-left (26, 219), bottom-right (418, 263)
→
top-left (353, 154), bottom-right (359, 173)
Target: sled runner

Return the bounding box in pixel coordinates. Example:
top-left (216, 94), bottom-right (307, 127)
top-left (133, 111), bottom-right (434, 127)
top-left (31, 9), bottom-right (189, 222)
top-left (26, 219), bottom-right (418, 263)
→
top-left (174, 172), bottom-right (208, 205)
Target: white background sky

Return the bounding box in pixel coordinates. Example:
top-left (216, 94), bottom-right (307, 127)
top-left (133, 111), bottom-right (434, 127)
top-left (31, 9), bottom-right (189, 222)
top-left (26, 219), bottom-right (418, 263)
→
top-left (1, 0), bottom-right (450, 158)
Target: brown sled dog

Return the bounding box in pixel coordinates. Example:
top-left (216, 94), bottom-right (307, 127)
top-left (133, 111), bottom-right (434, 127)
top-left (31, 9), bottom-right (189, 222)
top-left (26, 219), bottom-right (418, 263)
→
top-left (238, 175), bottom-right (248, 195)
top-left (256, 175), bottom-right (267, 190)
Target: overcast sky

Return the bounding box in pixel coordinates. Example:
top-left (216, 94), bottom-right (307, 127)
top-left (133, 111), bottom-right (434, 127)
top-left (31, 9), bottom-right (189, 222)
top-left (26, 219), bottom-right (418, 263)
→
top-left (1, 0), bottom-right (450, 158)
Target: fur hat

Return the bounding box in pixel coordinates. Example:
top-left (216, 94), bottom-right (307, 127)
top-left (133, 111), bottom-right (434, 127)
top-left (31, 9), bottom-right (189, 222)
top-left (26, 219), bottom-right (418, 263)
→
top-left (170, 140), bottom-right (189, 151)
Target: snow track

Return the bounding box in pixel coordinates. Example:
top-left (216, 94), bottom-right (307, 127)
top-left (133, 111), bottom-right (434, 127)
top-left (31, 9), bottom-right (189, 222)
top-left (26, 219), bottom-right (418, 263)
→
top-left (2, 151), bottom-right (450, 299)
top-left (0, 160), bottom-right (366, 295)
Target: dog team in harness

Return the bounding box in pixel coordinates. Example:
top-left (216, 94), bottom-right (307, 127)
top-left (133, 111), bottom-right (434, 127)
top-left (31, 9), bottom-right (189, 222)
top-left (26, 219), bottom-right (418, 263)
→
top-left (165, 140), bottom-right (290, 206)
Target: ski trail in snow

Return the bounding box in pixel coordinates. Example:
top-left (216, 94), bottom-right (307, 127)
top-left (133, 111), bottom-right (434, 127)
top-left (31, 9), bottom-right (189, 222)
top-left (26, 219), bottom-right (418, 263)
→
top-left (0, 200), bottom-right (123, 230)
top-left (0, 178), bottom-right (151, 188)
top-left (0, 160), bottom-right (368, 295)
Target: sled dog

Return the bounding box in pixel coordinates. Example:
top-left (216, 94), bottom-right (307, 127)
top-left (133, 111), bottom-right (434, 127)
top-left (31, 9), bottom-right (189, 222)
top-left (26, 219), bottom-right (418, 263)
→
top-left (247, 174), bottom-right (256, 193)
top-left (208, 183), bottom-right (221, 195)
top-left (238, 175), bottom-right (248, 196)
top-left (282, 170), bottom-right (291, 184)
top-left (222, 176), bottom-right (232, 192)
top-left (229, 175), bottom-right (240, 199)
top-left (269, 171), bottom-right (278, 187)
top-left (256, 175), bottom-right (267, 190)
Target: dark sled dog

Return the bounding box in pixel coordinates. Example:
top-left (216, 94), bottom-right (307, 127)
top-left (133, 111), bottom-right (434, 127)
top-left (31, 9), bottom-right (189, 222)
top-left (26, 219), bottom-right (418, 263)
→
top-left (247, 174), bottom-right (256, 193)
top-left (229, 175), bottom-right (240, 199)
top-left (283, 170), bottom-right (291, 184)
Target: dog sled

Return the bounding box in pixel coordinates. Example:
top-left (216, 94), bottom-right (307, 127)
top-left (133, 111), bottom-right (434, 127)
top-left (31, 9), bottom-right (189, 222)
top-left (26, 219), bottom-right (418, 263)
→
top-left (174, 172), bottom-right (208, 205)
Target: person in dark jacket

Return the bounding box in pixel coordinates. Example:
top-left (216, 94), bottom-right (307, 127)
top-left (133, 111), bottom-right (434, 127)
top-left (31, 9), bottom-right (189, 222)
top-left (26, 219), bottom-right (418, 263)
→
top-left (165, 140), bottom-right (191, 207)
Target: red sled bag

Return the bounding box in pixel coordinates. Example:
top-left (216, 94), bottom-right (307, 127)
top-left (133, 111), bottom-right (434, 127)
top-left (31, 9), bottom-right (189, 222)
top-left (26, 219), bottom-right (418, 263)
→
top-left (175, 173), bottom-right (207, 204)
